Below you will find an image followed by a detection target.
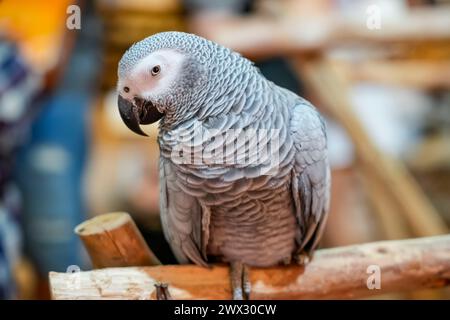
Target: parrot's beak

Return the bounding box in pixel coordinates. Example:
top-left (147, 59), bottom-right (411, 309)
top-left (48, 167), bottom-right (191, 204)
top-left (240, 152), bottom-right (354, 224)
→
top-left (118, 95), bottom-right (163, 136)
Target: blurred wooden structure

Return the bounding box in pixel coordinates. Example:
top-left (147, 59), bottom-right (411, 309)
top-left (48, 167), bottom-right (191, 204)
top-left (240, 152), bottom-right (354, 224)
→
top-left (294, 59), bottom-right (449, 239)
top-left (50, 234), bottom-right (450, 299)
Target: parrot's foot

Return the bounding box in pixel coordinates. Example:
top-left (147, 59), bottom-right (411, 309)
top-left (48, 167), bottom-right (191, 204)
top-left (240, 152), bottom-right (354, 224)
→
top-left (229, 261), bottom-right (251, 300)
top-left (295, 250), bottom-right (312, 266)
top-left (155, 283), bottom-right (172, 300)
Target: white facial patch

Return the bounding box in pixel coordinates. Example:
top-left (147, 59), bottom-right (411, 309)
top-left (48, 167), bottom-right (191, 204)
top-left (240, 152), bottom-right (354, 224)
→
top-left (119, 49), bottom-right (186, 100)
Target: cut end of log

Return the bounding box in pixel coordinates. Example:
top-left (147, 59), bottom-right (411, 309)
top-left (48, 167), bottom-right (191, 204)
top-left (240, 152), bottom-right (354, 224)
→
top-left (75, 212), bottom-right (131, 236)
top-left (75, 212), bottom-right (161, 268)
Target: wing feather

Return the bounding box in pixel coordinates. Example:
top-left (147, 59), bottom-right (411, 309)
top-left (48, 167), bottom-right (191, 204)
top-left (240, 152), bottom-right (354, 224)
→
top-left (159, 158), bottom-right (209, 266)
top-left (290, 102), bottom-right (331, 256)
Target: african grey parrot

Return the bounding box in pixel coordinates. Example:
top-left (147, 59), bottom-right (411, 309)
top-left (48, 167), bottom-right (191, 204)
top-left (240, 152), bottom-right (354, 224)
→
top-left (117, 32), bottom-right (330, 300)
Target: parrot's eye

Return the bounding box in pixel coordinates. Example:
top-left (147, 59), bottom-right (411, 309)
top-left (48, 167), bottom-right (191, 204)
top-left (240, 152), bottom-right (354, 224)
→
top-left (123, 86), bottom-right (130, 93)
top-left (151, 65), bottom-right (161, 76)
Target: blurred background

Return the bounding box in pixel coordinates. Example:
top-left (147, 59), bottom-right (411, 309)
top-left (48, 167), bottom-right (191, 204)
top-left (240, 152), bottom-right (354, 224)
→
top-left (0, 0), bottom-right (449, 299)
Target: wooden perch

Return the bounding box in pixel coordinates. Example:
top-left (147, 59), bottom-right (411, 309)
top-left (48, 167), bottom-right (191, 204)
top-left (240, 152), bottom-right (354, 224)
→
top-left (75, 212), bottom-right (160, 268)
top-left (50, 235), bottom-right (450, 300)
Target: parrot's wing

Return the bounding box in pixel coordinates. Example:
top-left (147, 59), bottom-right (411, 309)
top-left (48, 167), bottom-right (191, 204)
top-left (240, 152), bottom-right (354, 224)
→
top-left (290, 102), bottom-right (331, 257)
top-left (159, 158), bottom-right (209, 267)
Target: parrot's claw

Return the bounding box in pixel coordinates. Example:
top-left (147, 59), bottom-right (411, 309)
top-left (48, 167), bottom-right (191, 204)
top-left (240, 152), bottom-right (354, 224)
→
top-left (295, 250), bottom-right (312, 266)
top-left (155, 282), bottom-right (173, 300)
top-left (242, 264), bottom-right (251, 299)
top-left (230, 261), bottom-right (251, 300)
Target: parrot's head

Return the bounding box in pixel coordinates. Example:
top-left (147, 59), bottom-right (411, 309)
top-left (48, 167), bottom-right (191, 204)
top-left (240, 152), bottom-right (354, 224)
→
top-left (117, 32), bottom-right (212, 136)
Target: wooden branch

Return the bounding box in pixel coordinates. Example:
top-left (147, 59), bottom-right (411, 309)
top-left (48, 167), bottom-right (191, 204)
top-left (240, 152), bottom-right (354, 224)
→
top-left (75, 212), bottom-right (160, 268)
top-left (49, 235), bottom-right (450, 300)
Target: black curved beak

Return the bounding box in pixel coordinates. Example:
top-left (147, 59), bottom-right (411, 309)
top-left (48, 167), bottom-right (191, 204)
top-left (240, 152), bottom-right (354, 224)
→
top-left (118, 95), bottom-right (163, 137)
